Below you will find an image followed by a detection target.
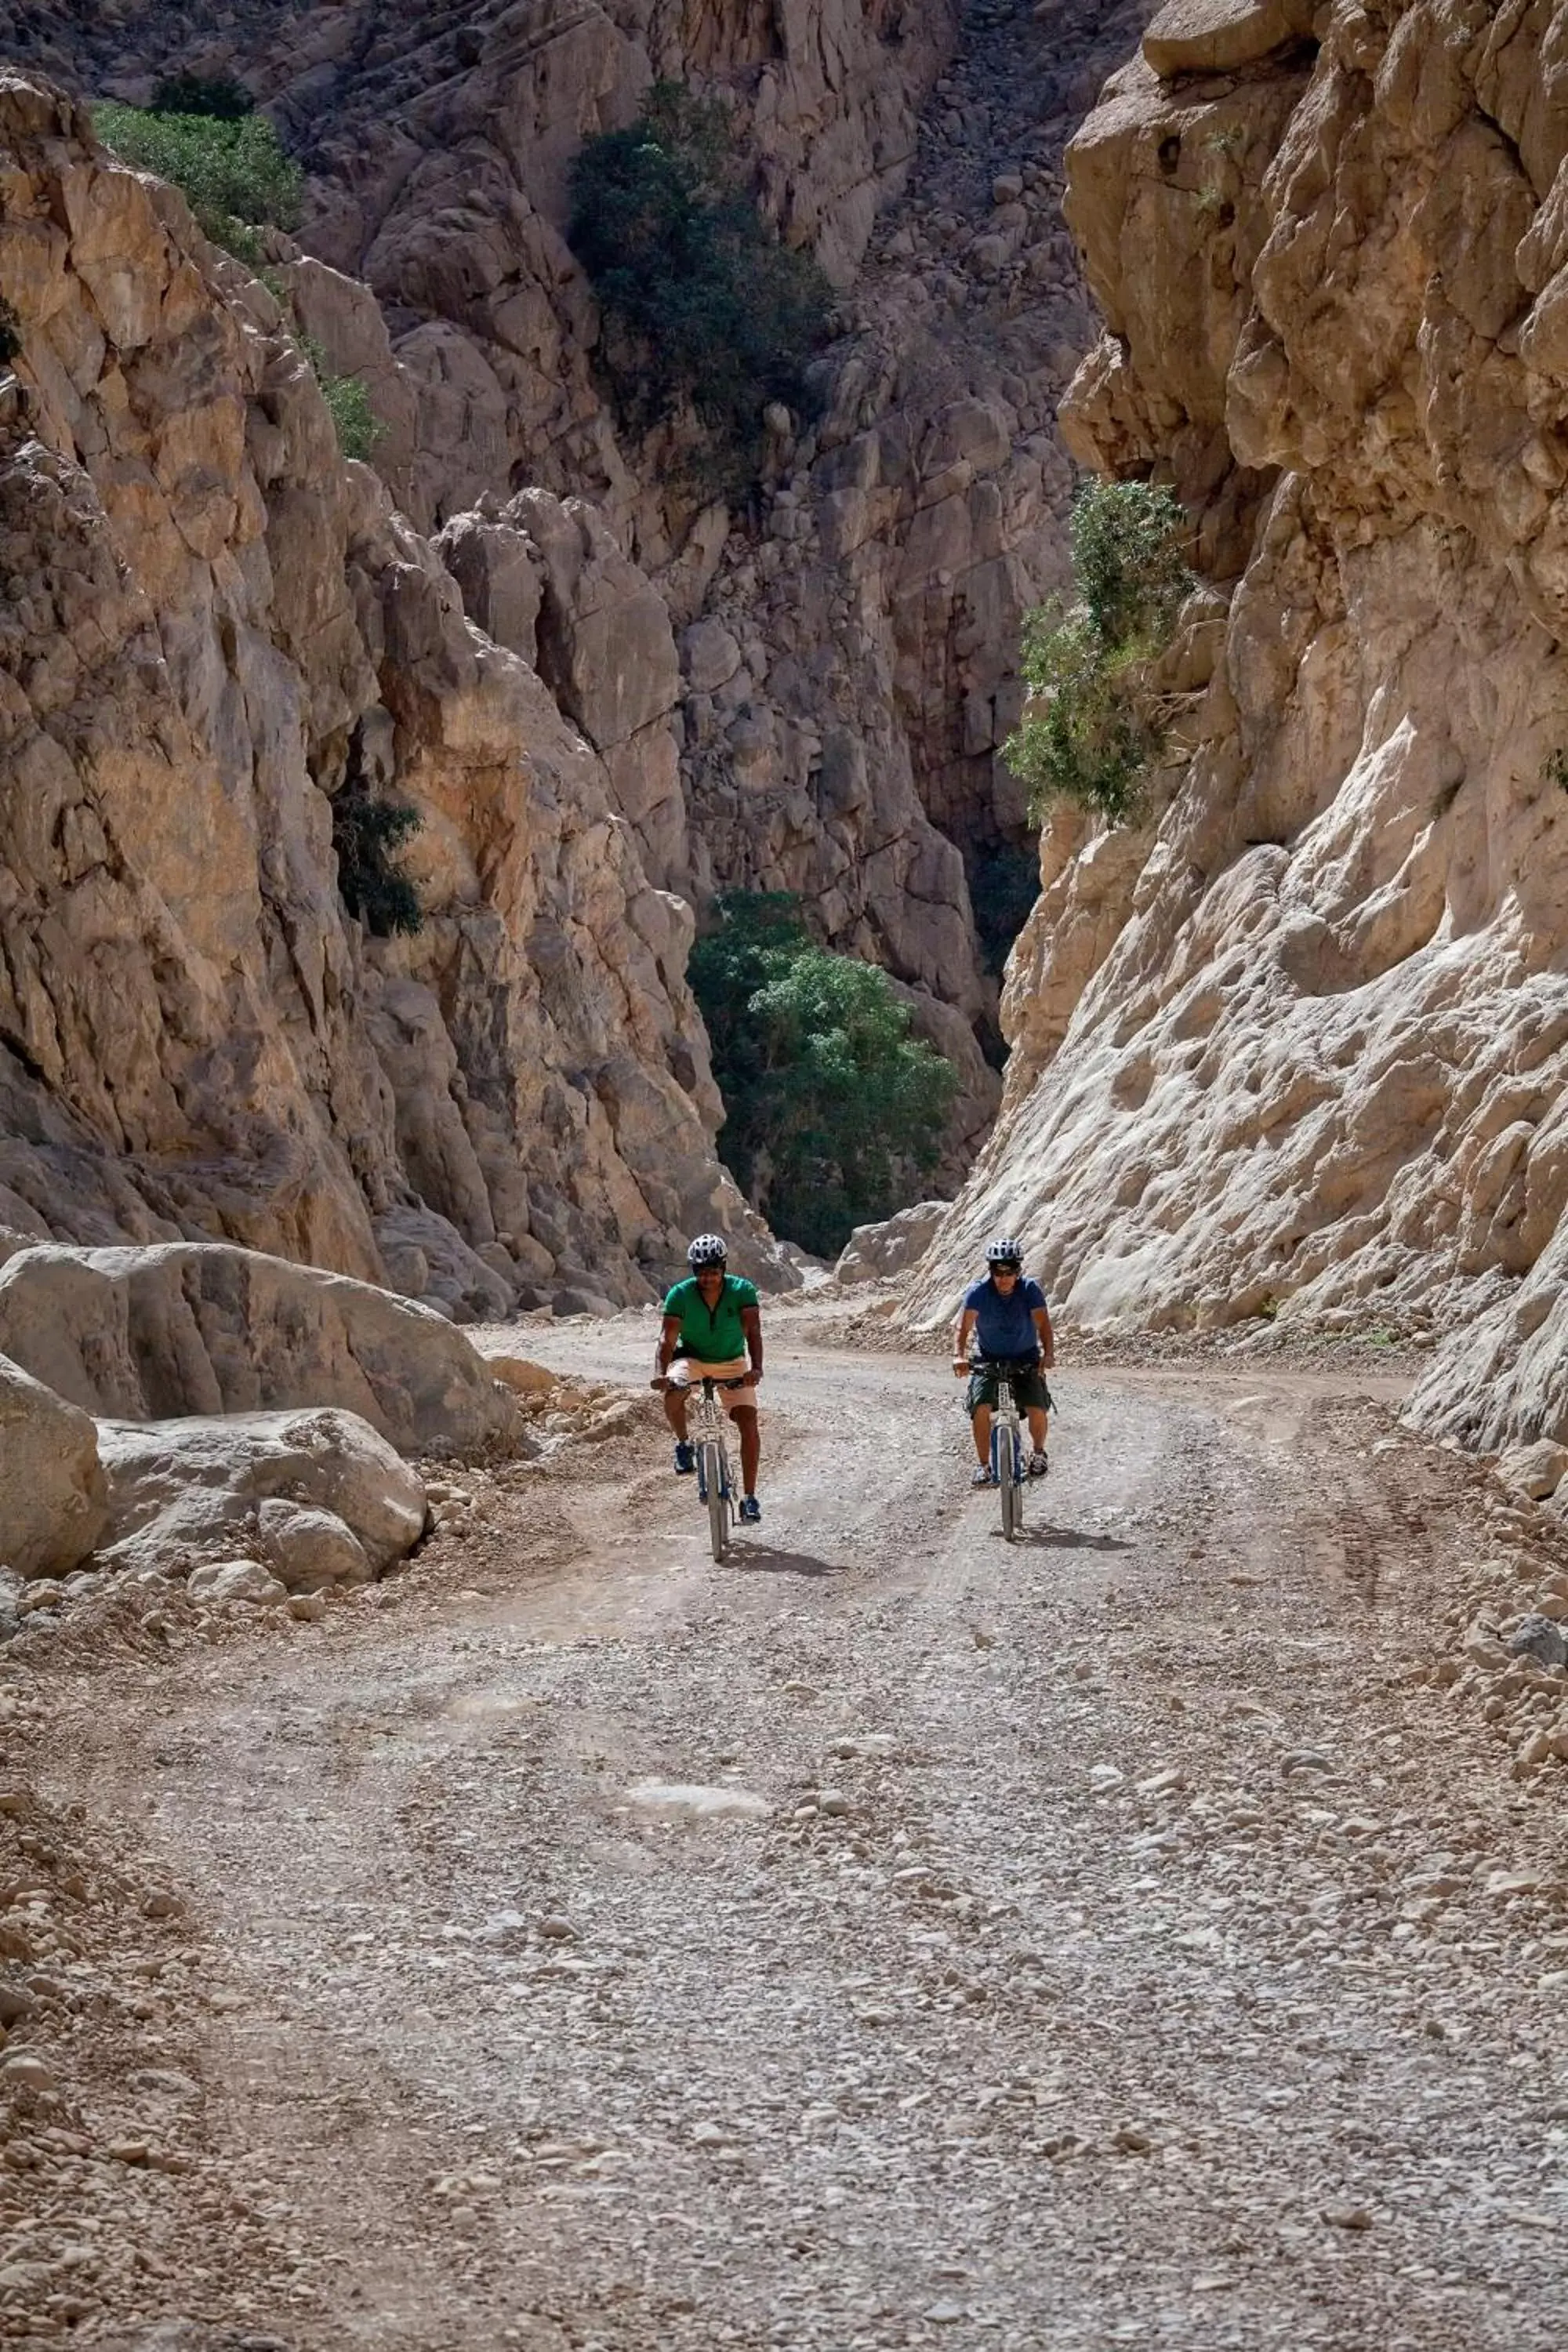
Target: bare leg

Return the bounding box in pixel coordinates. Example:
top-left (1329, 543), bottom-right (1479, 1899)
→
top-left (662, 1387), bottom-right (690, 1443)
top-left (731, 1407), bottom-right (760, 1493)
top-left (971, 1405), bottom-right (993, 1466)
top-left (1027, 1407), bottom-right (1048, 1453)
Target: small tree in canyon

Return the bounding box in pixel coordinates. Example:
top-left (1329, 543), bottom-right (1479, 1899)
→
top-left (568, 82), bottom-right (833, 489)
top-left (332, 786), bottom-right (424, 938)
top-left (1004, 478), bottom-right (1192, 826)
top-left (690, 893), bottom-right (956, 1259)
top-left (95, 96), bottom-right (303, 261)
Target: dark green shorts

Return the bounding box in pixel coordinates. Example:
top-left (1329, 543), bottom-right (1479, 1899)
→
top-left (967, 1360), bottom-right (1051, 1414)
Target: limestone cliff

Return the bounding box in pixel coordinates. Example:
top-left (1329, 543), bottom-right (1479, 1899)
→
top-left (908, 0), bottom-right (1568, 1452)
top-left (5, 0), bottom-right (1157, 1190)
top-left (0, 71), bottom-right (768, 1317)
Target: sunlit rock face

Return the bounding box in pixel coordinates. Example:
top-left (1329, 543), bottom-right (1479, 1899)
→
top-left (907, 2), bottom-right (1568, 1446)
top-left (0, 72), bottom-right (782, 1314)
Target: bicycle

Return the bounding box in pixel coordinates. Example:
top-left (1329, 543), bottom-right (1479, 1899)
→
top-left (967, 1357), bottom-right (1026, 1542)
top-left (688, 1374), bottom-right (748, 1562)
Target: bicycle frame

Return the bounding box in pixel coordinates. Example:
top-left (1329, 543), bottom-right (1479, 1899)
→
top-left (970, 1357), bottom-right (1025, 1541)
top-left (688, 1376), bottom-right (741, 1562)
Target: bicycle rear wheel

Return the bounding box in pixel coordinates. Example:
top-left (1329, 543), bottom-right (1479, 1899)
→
top-left (705, 1441), bottom-right (728, 1562)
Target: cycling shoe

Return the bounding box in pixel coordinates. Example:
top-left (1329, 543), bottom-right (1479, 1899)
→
top-left (673, 1441), bottom-right (696, 1475)
top-left (739, 1495), bottom-right (762, 1526)
top-left (1027, 1452), bottom-right (1049, 1479)
top-left (971, 1465), bottom-right (996, 1487)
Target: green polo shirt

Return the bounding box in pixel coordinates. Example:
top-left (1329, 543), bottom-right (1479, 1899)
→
top-left (662, 1272), bottom-right (759, 1360)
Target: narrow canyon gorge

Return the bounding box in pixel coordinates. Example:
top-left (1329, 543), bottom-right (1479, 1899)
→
top-left (0, 0), bottom-right (1152, 1323)
top-left (3, 11), bottom-right (1568, 2352)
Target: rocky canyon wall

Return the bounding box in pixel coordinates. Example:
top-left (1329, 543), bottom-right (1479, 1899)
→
top-left (4, 0), bottom-right (1160, 1191)
top-left (907, 0), bottom-right (1568, 1452)
top-left (0, 71), bottom-right (772, 1319)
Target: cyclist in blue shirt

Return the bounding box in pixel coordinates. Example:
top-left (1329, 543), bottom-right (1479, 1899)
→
top-left (952, 1236), bottom-right (1054, 1485)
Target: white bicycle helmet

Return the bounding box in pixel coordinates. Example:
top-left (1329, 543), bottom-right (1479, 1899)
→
top-left (687, 1232), bottom-right (729, 1269)
top-left (985, 1236), bottom-right (1024, 1267)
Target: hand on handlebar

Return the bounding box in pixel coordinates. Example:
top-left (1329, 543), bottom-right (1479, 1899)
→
top-left (649, 1373), bottom-right (670, 1391)
top-left (953, 1355), bottom-right (971, 1377)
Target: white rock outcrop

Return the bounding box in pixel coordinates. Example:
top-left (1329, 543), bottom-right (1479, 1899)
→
top-left (907, 2), bottom-right (1568, 1458)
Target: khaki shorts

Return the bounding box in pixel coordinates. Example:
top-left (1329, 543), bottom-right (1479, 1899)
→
top-left (667, 1356), bottom-right (757, 1413)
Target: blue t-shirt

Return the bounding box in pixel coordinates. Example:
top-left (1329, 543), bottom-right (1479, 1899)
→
top-left (964, 1274), bottom-right (1047, 1360)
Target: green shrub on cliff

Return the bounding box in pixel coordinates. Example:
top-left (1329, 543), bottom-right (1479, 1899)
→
top-left (94, 100), bottom-right (303, 261)
top-left (332, 786), bottom-right (424, 938)
top-left (321, 370), bottom-right (382, 463)
top-left (1004, 479), bottom-right (1192, 826)
top-left (568, 82), bottom-right (832, 488)
top-left (690, 892), bottom-right (956, 1258)
top-left (299, 334), bottom-right (383, 463)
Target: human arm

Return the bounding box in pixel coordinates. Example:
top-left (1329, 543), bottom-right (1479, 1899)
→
top-left (652, 1311), bottom-right (683, 1385)
top-left (741, 1304), bottom-right (764, 1383)
top-left (1033, 1301), bottom-right (1055, 1369)
top-left (953, 1305), bottom-right (977, 1374)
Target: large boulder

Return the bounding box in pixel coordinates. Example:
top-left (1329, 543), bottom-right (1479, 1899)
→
top-left (0, 1243), bottom-right (516, 1457)
top-left (0, 1352), bottom-right (108, 1578)
top-left (834, 1201), bottom-right (949, 1287)
top-left (1142, 0), bottom-right (1318, 80)
top-left (96, 1406), bottom-right (430, 1584)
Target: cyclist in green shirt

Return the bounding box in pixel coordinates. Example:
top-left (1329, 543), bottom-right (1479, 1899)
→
top-left (652, 1233), bottom-right (764, 1524)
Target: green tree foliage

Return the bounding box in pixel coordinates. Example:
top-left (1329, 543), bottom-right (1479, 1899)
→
top-left (321, 371), bottom-right (381, 462)
top-left (332, 787), bottom-right (424, 938)
top-left (568, 82), bottom-right (832, 489)
top-left (1004, 480), bottom-right (1192, 826)
top-left (94, 100), bottom-right (303, 261)
top-left (299, 335), bottom-right (383, 462)
top-left (689, 892), bottom-right (957, 1258)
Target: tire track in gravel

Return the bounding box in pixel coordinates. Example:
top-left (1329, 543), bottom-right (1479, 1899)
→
top-left (38, 1328), bottom-right (1568, 2352)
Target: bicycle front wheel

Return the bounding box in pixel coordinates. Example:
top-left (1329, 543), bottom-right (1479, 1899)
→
top-left (993, 1422), bottom-right (1020, 1541)
top-left (705, 1443), bottom-right (728, 1562)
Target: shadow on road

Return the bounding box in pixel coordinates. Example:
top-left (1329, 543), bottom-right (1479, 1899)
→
top-left (1000, 1522), bottom-right (1136, 1552)
top-left (736, 1543), bottom-right (850, 1580)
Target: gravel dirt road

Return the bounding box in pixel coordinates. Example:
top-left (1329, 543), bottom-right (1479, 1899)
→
top-left (9, 1315), bottom-right (1568, 2350)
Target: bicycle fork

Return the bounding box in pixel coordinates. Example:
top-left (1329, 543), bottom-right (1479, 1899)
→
top-left (695, 1448), bottom-right (731, 1504)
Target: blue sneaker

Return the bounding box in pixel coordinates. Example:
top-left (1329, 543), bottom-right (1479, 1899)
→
top-left (673, 1441), bottom-right (696, 1475)
top-left (739, 1495), bottom-right (761, 1526)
